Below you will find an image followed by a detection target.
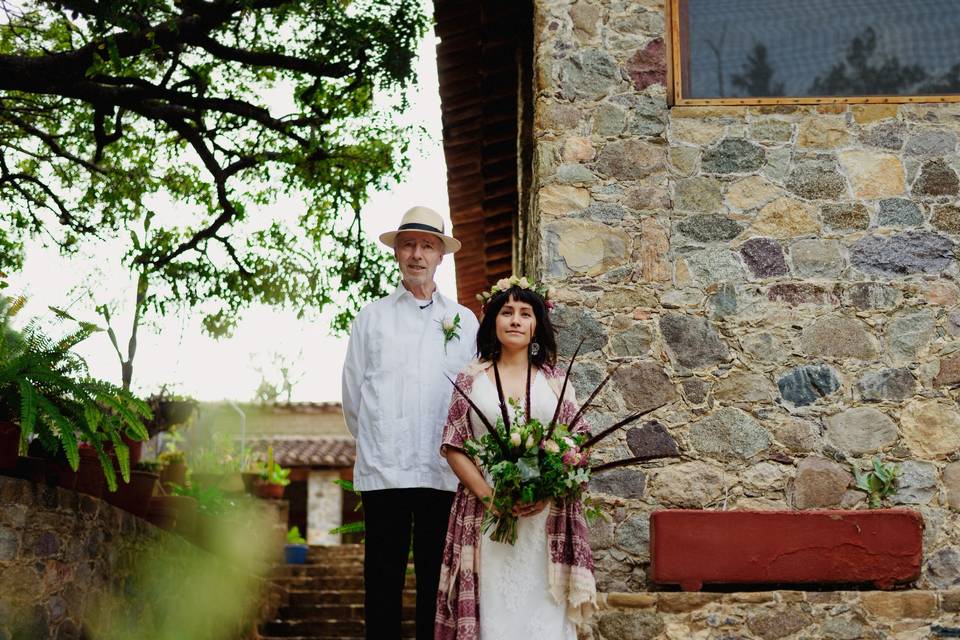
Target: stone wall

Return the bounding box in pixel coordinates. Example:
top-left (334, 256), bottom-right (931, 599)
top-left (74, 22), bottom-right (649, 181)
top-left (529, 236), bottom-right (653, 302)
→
top-left (0, 476), bottom-right (281, 639)
top-left (307, 469), bottom-right (343, 546)
top-left (586, 590), bottom-right (960, 640)
top-left (531, 0), bottom-right (960, 592)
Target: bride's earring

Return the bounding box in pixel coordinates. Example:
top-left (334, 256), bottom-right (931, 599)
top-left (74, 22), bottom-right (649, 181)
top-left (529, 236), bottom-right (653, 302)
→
top-left (530, 341), bottom-right (540, 356)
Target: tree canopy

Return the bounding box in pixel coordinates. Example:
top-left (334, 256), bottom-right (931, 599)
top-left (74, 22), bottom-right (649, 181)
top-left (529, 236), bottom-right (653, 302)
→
top-left (0, 0), bottom-right (426, 346)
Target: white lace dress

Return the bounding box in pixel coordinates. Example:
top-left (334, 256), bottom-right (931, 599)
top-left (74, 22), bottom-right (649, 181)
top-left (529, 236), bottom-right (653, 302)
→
top-left (468, 371), bottom-right (577, 640)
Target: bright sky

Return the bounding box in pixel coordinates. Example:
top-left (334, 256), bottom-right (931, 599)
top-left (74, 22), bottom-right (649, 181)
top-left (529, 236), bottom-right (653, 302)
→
top-left (7, 21), bottom-right (455, 403)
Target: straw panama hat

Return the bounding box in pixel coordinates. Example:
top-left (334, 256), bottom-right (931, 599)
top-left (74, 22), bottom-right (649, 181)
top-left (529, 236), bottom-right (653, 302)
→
top-left (379, 206), bottom-right (462, 254)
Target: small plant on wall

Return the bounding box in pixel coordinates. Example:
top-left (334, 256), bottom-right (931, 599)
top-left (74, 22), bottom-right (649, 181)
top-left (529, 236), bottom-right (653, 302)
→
top-left (852, 457), bottom-right (901, 508)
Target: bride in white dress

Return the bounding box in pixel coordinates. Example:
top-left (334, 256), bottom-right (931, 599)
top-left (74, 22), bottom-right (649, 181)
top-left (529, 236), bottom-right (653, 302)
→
top-left (441, 282), bottom-right (585, 640)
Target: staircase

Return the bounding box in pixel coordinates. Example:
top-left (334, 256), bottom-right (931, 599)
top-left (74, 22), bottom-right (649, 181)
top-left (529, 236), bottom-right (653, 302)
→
top-left (260, 544), bottom-right (416, 640)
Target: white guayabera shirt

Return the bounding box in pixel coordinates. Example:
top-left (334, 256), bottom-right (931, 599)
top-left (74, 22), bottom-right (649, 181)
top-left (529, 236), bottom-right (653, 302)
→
top-left (342, 285), bottom-right (479, 492)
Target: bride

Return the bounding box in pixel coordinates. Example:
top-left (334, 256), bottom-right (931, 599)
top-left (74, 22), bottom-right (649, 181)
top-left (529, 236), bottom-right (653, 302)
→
top-left (434, 277), bottom-right (596, 640)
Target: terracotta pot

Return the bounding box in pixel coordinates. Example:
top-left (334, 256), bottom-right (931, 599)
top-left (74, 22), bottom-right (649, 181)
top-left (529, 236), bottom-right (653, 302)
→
top-left (650, 509), bottom-right (924, 591)
top-left (49, 461), bottom-right (77, 491)
top-left (253, 479), bottom-right (285, 500)
top-left (16, 456), bottom-right (48, 484)
top-left (160, 461), bottom-right (188, 490)
top-left (105, 471), bottom-right (158, 519)
top-left (241, 471), bottom-right (260, 494)
top-left (159, 400), bottom-right (195, 426)
top-left (75, 446), bottom-right (105, 498)
top-left (0, 421), bottom-right (20, 472)
top-left (146, 495), bottom-right (198, 535)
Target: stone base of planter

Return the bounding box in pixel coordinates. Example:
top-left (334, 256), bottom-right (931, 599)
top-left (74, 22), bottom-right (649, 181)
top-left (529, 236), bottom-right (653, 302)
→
top-left (587, 589), bottom-right (960, 640)
top-left (650, 509), bottom-right (923, 591)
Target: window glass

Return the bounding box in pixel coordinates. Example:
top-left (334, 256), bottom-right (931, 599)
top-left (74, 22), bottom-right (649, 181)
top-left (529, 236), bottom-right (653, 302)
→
top-left (678, 0), bottom-right (960, 100)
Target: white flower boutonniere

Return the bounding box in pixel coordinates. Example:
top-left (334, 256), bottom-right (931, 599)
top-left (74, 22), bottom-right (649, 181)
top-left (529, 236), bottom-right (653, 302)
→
top-left (438, 313), bottom-right (462, 354)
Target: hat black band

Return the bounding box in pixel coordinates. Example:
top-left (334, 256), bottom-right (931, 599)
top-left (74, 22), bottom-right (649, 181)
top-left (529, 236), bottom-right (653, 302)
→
top-left (398, 222), bottom-right (444, 235)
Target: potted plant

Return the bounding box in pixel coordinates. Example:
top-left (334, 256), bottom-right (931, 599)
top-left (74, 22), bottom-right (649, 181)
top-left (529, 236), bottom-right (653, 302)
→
top-left (284, 526), bottom-right (308, 564)
top-left (105, 460), bottom-right (160, 519)
top-left (253, 446), bottom-right (289, 499)
top-left (650, 458), bottom-right (922, 591)
top-left (188, 432), bottom-right (248, 494)
top-left (147, 492), bottom-right (198, 536)
top-left (0, 299), bottom-right (152, 492)
top-left (158, 449), bottom-right (188, 490)
top-left (145, 388), bottom-right (197, 435)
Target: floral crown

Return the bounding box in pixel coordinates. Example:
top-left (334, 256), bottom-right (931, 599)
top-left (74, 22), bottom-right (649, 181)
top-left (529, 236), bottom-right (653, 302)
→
top-left (476, 275), bottom-right (554, 312)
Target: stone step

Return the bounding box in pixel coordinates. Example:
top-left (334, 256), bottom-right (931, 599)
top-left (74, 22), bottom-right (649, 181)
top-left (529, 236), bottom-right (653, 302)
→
top-left (307, 544), bottom-right (363, 559)
top-left (277, 603), bottom-right (416, 621)
top-left (287, 590), bottom-right (416, 607)
top-left (260, 619), bottom-right (415, 637)
top-left (276, 562), bottom-right (364, 578)
top-left (276, 574), bottom-right (416, 590)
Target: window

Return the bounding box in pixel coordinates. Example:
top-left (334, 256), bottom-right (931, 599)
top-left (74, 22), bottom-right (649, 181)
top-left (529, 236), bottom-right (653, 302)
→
top-left (668, 0), bottom-right (960, 105)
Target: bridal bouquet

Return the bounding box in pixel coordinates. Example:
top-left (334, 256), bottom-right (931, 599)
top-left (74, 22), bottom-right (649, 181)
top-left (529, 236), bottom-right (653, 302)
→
top-left (449, 340), bottom-right (670, 544)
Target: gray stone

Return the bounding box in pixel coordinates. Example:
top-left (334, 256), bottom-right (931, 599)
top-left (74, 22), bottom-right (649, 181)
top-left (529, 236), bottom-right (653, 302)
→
top-left (747, 608), bottom-right (814, 640)
top-left (593, 103), bottom-right (627, 136)
top-left (676, 214), bottom-right (743, 242)
top-left (684, 247), bottom-right (746, 283)
top-left (681, 378), bottom-right (709, 404)
top-left (786, 156), bottom-right (848, 200)
top-left (598, 611), bottom-right (665, 640)
top-left (701, 138), bottom-right (766, 174)
top-left (560, 49), bottom-right (621, 101)
top-left (610, 323), bottom-right (652, 357)
top-left (800, 316), bottom-right (878, 360)
top-left (0, 526), bottom-right (17, 561)
top-left (739, 237), bottom-right (789, 278)
top-left (842, 282), bottom-right (903, 310)
top-left (553, 305), bottom-right (606, 356)
top-left (859, 121), bottom-right (905, 150)
top-left (886, 309), bottom-right (936, 365)
top-left (627, 114), bottom-right (666, 138)
top-left (855, 368), bottom-right (916, 402)
top-left (932, 204), bottom-right (960, 235)
top-left (626, 421), bottom-right (680, 458)
top-left (926, 547), bottom-right (960, 589)
top-left (596, 139), bottom-right (664, 180)
top-left (588, 516), bottom-right (614, 550)
top-left (748, 119), bottom-right (793, 143)
top-left (708, 282), bottom-right (737, 317)
top-left (660, 314), bottom-right (730, 369)
top-left (688, 407), bottom-right (772, 461)
top-left (615, 515), bottom-right (650, 556)
top-left (877, 198), bottom-right (923, 227)
top-left (944, 461), bottom-right (960, 510)
top-left (614, 361), bottom-right (678, 412)
top-left (792, 456), bottom-right (850, 509)
top-left (590, 468), bottom-right (646, 499)
top-left (851, 232), bottom-right (955, 277)
top-left (34, 531), bottom-right (59, 558)
top-left (674, 177), bottom-right (723, 213)
top-left (935, 352), bottom-right (960, 387)
top-left (912, 158), bottom-right (960, 196)
top-left (790, 239), bottom-right (845, 278)
top-left (740, 332), bottom-right (788, 363)
top-left (572, 361), bottom-right (605, 403)
top-left (770, 416), bottom-right (822, 453)
top-left (777, 364), bottom-right (841, 406)
top-left (890, 460), bottom-right (937, 505)
top-left (821, 202), bottom-right (870, 231)
top-left (822, 614), bottom-right (870, 640)
top-left (649, 461), bottom-right (731, 508)
top-left (904, 130), bottom-right (957, 156)
top-left (555, 163), bottom-right (598, 185)
top-left (581, 202), bottom-right (628, 223)
top-left (714, 372), bottom-right (775, 404)
top-left (825, 407), bottom-right (898, 455)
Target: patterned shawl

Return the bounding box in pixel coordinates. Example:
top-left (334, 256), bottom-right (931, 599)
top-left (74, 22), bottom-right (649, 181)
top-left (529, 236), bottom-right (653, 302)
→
top-left (434, 360), bottom-right (597, 640)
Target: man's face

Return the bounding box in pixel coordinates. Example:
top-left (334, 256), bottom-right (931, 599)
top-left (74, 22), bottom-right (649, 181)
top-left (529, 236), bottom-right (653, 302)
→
top-left (394, 231), bottom-right (443, 289)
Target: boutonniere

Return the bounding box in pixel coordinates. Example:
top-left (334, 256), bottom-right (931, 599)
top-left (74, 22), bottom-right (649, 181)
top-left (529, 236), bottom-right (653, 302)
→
top-left (438, 313), bottom-right (461, 354)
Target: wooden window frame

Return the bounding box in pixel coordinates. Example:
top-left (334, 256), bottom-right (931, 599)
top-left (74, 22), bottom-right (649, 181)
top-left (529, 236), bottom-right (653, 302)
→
top-left (665, 0), bottom-right (960, 107)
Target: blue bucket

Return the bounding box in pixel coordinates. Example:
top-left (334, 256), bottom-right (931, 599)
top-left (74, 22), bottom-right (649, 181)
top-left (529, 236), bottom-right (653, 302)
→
top-left (284, 544), bottom-right (308, 564)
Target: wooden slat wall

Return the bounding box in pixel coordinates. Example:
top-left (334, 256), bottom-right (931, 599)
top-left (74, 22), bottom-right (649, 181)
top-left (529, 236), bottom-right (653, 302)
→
top-left (433, 0), bottom-right (530, 315)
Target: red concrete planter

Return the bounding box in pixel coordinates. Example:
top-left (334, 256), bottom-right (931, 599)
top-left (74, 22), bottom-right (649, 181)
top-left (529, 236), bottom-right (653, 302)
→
top-left (105, 470), bottom-right (159, 519)
top-left (0, 421), bottom-right (20, 472)
top-left (650, 509), bottom-right (923, 591)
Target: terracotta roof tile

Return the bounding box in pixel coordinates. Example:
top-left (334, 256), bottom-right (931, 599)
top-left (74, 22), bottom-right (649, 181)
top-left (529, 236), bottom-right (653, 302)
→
top-left (246, 436), bottom-right (355, 468)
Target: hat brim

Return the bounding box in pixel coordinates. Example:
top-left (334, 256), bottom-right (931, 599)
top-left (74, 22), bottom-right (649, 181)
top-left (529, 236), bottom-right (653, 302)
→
top-left (379, 229), bottom-right (461, 254)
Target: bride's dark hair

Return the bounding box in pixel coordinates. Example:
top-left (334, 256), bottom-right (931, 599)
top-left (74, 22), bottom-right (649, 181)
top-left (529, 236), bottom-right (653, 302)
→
top-left (476, 286), bottom-right (557, 367)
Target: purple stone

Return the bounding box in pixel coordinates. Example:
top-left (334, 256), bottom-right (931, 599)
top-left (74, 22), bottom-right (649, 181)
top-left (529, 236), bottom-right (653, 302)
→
top-left (740, 237), bottom-right (789, 278)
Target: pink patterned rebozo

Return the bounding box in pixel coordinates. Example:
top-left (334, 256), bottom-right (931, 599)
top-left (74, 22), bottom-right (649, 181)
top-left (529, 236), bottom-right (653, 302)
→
top-left (434, 360), bottom-right (597, 640)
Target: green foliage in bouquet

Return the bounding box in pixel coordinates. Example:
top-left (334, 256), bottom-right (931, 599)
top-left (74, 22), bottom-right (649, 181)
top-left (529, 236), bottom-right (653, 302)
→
top-left (0, 293), bottom-right (151, 491)
top-left (449, 338), bottom-right (673, 544)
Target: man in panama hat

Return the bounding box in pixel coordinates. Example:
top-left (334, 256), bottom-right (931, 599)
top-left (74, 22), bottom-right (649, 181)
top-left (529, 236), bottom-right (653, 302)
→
top-left (342, 205), bottom-right (478, 639)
